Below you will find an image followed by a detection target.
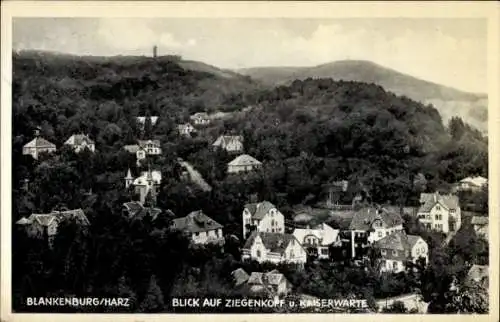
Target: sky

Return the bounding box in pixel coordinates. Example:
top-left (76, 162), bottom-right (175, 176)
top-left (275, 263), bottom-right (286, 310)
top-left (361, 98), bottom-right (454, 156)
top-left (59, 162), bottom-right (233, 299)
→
top-left (12, 18), bottom-right (487, 93)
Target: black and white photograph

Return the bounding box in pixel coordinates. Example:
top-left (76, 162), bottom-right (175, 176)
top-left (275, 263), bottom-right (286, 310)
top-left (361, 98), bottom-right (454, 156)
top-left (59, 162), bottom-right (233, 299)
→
top-left (1, 1), bottom-right (498, 320)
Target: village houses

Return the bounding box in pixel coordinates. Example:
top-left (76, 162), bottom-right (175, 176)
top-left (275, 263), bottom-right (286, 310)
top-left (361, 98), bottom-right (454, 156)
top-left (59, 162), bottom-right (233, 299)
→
top-left (456, 176), bottom-right (488, 192)
top-left (292, 223), bottom-right (341, 259)
top-left (227, 154), bottom-right (262, 174)
top-left (171, 210), bottom-right (224, 245)
top-left (16, 208), bottom-right (90, 246)
top-left (348, 207), bottom-right (404, 244)
top-left (212, 135), bottom-right (244, 153)
top-left (417, 192), bottom-right (461, 233)
top-left (124, 139), bottom-right (162, 162)
top-left (374, 231), bottom-right (428, 273)
top-left (242, 201), bottom-right (285, 239)
top-left (22, 129), bottom-right (57, 160)
top-left (242, 231), bottom-right (307, 266)
top-left (231, 268), bottom-right (292, 298)
top-left (190, 112), bottom-right (211, 125)
top-left (64, 134), bottom-right (95, 153)
top-left (177, 123), bottom-right (196, 137)
top-left (125, 168), bottom-right (161, 205)
top-left (471, 216), bottom-right (489, 239)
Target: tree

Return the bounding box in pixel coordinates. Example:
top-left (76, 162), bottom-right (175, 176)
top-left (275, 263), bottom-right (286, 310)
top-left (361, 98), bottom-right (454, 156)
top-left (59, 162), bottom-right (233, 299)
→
top-left (139, 275), bottom-right (164, 312)
top-left (381, 300), bottom-right (408, 313)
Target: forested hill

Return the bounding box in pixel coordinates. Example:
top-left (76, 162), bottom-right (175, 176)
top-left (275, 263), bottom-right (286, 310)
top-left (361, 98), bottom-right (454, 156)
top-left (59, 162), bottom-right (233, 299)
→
top-left (12, 50), bottom-right (259, 140)
top-left (237, 60), bottom-right (488, 134)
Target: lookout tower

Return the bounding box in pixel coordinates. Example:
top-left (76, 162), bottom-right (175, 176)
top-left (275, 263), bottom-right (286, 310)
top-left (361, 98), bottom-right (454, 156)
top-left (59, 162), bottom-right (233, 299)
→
top-left (153, 45), bottom-right (158, 58)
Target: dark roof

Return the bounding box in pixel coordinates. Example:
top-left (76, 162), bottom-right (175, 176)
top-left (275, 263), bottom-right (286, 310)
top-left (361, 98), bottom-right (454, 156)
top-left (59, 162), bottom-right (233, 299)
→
top-left (348, 206), bottom-right (403, 231)
top-left (17, 208), bottom-right (90, 227)
top-left (24, 137), bottom-right (56, 148)
top-left (418, 192), bottom-right (459, 213)
top-left (123, 202), bottom-right (163, 220)
top-left (374, 231), bottom-right (423, 261)
top-left (471, 216), bottom-right (488, 225)
top-left (243, 231), bottom-right (300, 254)
top-left (137, 139), bottom-right (161, 147)
top-left (66, 134), bottom-right (94, 146)
top-left (244, 201), bottom-right (276, 220)
top-left (231, 268), bottom-right (250, 286)
top-left (172, 210), bottom-right (223, 233)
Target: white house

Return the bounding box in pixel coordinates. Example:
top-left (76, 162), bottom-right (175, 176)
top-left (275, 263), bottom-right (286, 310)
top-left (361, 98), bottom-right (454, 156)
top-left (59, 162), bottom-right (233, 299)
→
top-left (22, 132), bottom-right (56, 160)
top-left (177, 123), bottom-right (196, 137)
top-left (228, 154), bottom-right (262, 174)
top-left (123, 140), bottom-right (162, 163)
top-left (242, 201), bottom-right (285, 239)
top-left (374, 231), bottom-right (428, 273)
top-left (457, 176), bottom-right (488, 192)
top-left (242, 231), bottom-right (307, 266)
top-left (292, 223), bottom-right (341, 259)
top-left (171, 210), bottom-right (224, 245)
top-left (190, 112), bottom-right (210, 125)
top-left (125, 168), bottom-right (161, 205)
top-left (417, 192), bottom-right (461, 233)
top-left (212, 135), bottom-right (244, 153)
top-left (348, 207), bottom-right (404, 244)
top-left (64, 134), bottom-right (95, 153)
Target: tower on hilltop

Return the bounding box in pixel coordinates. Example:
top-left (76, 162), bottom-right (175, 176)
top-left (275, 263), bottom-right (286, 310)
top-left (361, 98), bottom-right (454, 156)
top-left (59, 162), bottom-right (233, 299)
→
top-left (153, 45), bottom-right (158, 58)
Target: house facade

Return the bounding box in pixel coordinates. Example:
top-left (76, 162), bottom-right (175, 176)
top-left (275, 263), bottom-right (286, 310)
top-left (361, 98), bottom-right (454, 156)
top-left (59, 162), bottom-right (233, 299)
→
top-left (228, 154), bottom-right (262, 174)
top-left (125, 168), bottom-right (161, 205)
top-left (417, 192), bottom-right (461, 233)
top-left (242, 231), bottom-right (307, 265)
top-left (124, 140), bottom-right (162, 162)
top-left (213, 135), bottom-right (244, 153)
top-left (136, 116), bottom-right (159, 129)
top-left (23, 136), bottom-right (57, 160)
top-left (231, 268), bottom-right (292, 297)
top-left (457, 176), bottom-right (487, 192)
top-left (292, 223), bottom-right (341, 259)
top-left (242, 201), bottom-right (285, 239)
top-left (64, 134), bottom-right (95, 153)
top-left (374, 231), bottom-right (428, 273)
top-left (16, 209), bottom-right (90, 246)
top-left (348, 207), bottom-right (404, 244)
top-left (190, 112), bottom-right (210, 125)
top-left (177, 123), bottom-right (196, 137)
top-left (171, 211), bottom-right (224, 245)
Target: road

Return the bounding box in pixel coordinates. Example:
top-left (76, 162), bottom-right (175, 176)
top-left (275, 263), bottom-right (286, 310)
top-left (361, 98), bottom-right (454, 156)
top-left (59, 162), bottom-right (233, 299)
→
top-left (179, 161), bottom-right (212, 192)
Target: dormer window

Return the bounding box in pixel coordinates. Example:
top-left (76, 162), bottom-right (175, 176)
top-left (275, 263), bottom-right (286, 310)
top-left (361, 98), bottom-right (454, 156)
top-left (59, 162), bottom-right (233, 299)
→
top-left (436, 205), bottom-right (441, 211)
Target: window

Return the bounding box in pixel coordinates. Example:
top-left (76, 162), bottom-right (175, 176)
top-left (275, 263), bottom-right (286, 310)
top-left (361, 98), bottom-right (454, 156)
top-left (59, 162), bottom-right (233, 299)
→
top-left (393, 262), bottom-right (398, 270)
top-left (271, 229), bottom-right (275, 233)
top-left (378, 231), bottom-right (382, 237)
top-left (392, 250), bottom-right (398, 256)
top-left (435, 214), bottom-right (442, 220)
top-left (436, 205), bottom-right (441, 211)
top-left (321, 248), bottom-right (329, 255)
top-left (290, 250), bottom-right (295, 259)
top-left (271, 219), bottom-right (275, 226)
top-left (386, 231), bottom-right (389, 236)
top-left (256, 250), bottom-right (261, 258)
top-left (450, 209), bottom-right (456, 214)
top-left (195, 232), bottom-right (199, 237)
top-left (381, 250), bottom-right (386, 255)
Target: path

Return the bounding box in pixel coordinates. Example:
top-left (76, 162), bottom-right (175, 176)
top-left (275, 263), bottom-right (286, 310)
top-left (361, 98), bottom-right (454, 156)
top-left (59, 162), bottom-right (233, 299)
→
top-left (179, 160), bottom-right (212, 192)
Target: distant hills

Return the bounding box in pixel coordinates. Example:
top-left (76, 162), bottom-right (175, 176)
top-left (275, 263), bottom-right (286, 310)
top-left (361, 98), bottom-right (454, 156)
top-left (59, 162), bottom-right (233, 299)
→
top-left (237, 60), bottom-right (488, 134)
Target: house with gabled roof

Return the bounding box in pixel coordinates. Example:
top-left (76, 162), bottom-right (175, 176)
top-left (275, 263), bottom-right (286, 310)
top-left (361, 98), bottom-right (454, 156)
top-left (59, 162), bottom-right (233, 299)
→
top-left (348, 206), bottom-right (404, 244)
top-left (242, 231), bottom-right (307, 265)
top-left (417, 192), bottom-right (461, 233)
top-left (293, 223), bottom-right (341, 259)
top-left (457, 176), bottom-right (487, 192)
top-left (22, 130), bottom-right (56, 159)
top-left (16, 208), bottom-right (90, 246)
top-left (124, 168), bottom-right (161, 205)
top-left (171, 210), bottom-right (224, 245)
top-left (242, 201), bottom-right (285, 239)
top-left (228, 154), bottom-right (262, 174)
top-left (122, 201), bottom-right (168, 221)
top-left (64, 134), bottom-right (95, 153)
top-left (123, 139), bottom-right (162, 164)
top-left (231, 268), bottom-right (292, 297)
top-left (213, 135), bottom-right (244, 153)
top-left (177, 123), bottom-right (196, 137)
top-left (374, 231), bottom-right (428, 273)
top-left (190, 112), bottom-right (210, 125)
top-left (471, 216), bottom-right (488, 239)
